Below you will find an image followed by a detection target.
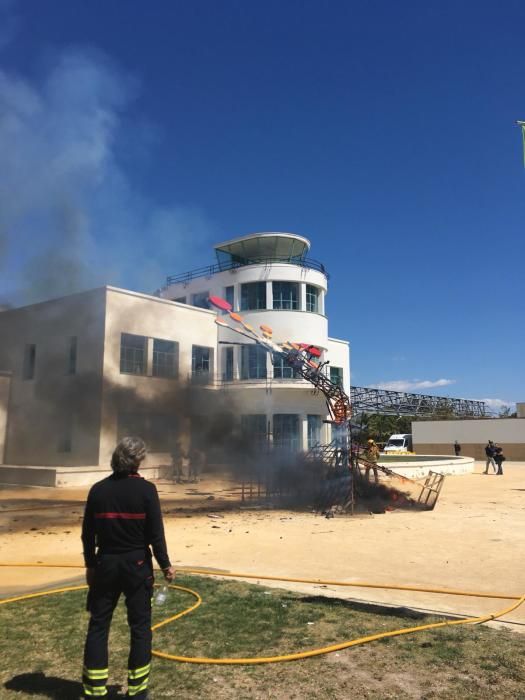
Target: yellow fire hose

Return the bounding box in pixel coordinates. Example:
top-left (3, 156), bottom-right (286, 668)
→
top-left (0, 563), bottom-right (524, 665)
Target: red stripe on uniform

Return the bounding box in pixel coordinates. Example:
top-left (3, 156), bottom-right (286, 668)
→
top-left (94, 512), bottom-right (146, 520)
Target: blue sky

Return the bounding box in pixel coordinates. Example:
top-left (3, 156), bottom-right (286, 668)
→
top-left (0, 0), bottom-right (524, 410)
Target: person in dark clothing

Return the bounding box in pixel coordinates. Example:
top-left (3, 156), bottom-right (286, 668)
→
top-left (454, 440), bottom-right (461, 456)
top-left (494, 445), bottom-right (506, 475)
top-left (81, 436), bottom-right (175, 700)
top-left (484, 441), bottom-right (497, 474)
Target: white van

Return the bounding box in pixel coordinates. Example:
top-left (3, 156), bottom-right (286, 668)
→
top-left (383, 434), bottom-right (413, 453)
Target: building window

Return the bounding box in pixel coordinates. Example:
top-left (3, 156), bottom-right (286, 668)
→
top-left (306, 285), bottom-right (319, 313)
top-left (23, 343), bottom-right (36, 380)
top-left (307, 415), bottom-right (322, 449)
top-left (241, 344), bottom-right (267, 379)
top-left (273, 414), bottom-right (300, 452)
top-left (120, 333), bottom-right (147, 375)
top-left (272, 352), bottom-right (300, 379)
top-left (174, 296), bottom-right (186, 304)
top-left (191, 291), bottom-right (210, 309)
top-left (67, 336), bottom-right (77, 375)
top-left (152, 338), bottom-right (179, 378)
top-left (240, 282), bottom-right (266, 311)
top-left (224, 285), bottom-right (234, 311)
top-left (192, 345), bottom-right (213, 383)
top-left (330, 366), bottom-right (343, 387)
top-left (224, 346), bottom-right (234, 381)
top-left (241, 414), bottom-right (268, 448)
top-left (272, 281), bottom-right (299, 310)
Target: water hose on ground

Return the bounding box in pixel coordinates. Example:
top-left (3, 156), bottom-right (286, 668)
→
top-left (0, 563), bottom-right (523, 665)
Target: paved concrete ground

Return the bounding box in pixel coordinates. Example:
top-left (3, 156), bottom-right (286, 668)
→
top-left (1, 461), bottom-right (523, 631)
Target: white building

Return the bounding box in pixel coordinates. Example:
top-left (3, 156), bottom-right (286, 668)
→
top-left (159, 232), bottom-right (350, 453)
top-left (0, 232), bottom-right (350, 486)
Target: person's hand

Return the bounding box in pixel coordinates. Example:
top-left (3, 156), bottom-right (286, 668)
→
top-left (163, 566), bottom-right (176, 582)
top-left (86, 567), bottom-right (95, 587)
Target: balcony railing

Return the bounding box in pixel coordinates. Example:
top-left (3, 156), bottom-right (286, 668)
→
top-left (165, 256), bottom-right (328, 286)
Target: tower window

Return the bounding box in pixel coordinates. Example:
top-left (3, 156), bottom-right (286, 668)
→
top-left (191, 292), bottom-right (210, 309)
top-left (306, 285), bottom-right (319, 313)
top-left (273, 282), bottom-right (299, 310)
top-left (241, 344), bottom-right (267, 379)
top-left (330, 366), bottom-right (343, 387)
top-left (224, 286), bottom-right (235, 311)
top-left (240, 282), bottom-right (266, 311)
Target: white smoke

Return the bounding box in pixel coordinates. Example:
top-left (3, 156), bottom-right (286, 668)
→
top-left (0, 48), bottom-right (214, 304)
top-left (480, 398), bottom-right (516, 414)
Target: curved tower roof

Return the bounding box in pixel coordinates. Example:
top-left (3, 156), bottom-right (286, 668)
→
top-left (215, 232), bottom-right (310, 265)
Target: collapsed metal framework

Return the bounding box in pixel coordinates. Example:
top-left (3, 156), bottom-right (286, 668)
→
top-left (350, 386), bottom-right (487, 418)
top-left (208, 295), bottom-right (445, 513)
top-left (281, 348), bottom-right (351, 423)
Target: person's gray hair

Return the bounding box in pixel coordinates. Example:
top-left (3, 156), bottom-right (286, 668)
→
top-left (111, 436), bottom-right (147, 475)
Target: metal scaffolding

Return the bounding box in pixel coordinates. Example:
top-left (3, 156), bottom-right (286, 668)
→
top-left (350, 386), bottom-right (487, 418)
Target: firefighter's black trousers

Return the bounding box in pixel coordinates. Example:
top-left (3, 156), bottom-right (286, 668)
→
top-left (83, 552), bottom-right (154, 698)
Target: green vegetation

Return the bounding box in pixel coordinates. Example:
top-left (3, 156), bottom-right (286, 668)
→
top-left (0, 575), bottom-right (524, 699)
top-left (356, 413), bottom-right (413, 443)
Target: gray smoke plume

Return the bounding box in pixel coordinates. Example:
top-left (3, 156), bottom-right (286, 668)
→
top-left (0, 47), bottom-right (214, 305)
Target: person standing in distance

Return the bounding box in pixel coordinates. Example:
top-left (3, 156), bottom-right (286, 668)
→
top-left (484, 440), bottom-right (497, 474)
top-left (454, 440), bottom-right (461, 457)
top-left (81, 437), bottom-right (175, 700)
top-left (494, 444), bottom-right (506, 475)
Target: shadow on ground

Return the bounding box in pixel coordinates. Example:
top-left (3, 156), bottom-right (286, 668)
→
top-left (298, 595), bottom-right (431, 620)
top-left (4, 672), bottom-right (122, 699)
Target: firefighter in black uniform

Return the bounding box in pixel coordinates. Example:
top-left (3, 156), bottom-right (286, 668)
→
top-left (81, 436), bottom-right (175, 699)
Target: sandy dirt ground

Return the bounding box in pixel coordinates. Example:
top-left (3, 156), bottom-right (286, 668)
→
top-left (1, 461), bottom-right (524, 631)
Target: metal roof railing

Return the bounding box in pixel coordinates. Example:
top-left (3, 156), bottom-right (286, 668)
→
top-left (165, 256), bottom-right (328, 286)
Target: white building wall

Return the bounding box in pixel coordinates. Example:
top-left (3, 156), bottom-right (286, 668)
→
top-left (326, 337), bottom-right (351, 396)
top-left (163, 264), bottom-right (328, 308)
top-left (162, 265), bottom-right (328, 347)
top-left (159, 236), bottom-right (350, 453)
top-left (0, 288), bottom-right (107, 467)
top-left (0, 233), bottom-right (351, 480)
top-left (99, 287), bottom-right (219, 467)
top-left (412, 418), bottom-right (525, 460)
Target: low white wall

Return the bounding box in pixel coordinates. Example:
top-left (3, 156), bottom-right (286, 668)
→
top-left (413, 418), bottom-right (525, 444)
top-left (412, 418), bottom-right (525, 460)
top-left (380, 456), bottom-right (475, 480)
top-left (0, 462), bottom-right (168, 488)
